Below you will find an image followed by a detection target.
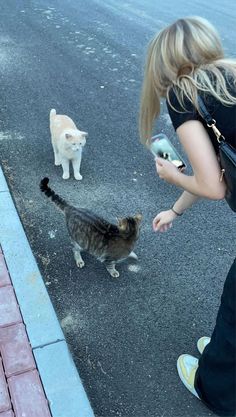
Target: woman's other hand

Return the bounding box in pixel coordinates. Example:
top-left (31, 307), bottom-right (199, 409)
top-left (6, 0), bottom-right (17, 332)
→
top-left (152, 209), bottom-right (177, 232)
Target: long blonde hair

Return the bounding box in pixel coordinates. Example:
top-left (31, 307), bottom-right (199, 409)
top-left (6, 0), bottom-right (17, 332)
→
top-left (139, 16), bottom-right (236, 144)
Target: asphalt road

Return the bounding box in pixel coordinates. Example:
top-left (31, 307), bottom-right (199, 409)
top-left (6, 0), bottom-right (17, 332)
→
top-left (0, 1), bottom-right (236, 416)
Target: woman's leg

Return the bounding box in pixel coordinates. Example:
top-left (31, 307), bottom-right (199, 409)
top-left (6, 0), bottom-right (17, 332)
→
top-left (194, 257), bottom-right (236, 416)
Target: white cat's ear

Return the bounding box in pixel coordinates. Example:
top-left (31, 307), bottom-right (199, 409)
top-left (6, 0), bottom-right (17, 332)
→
top-left (81, 131), bottom-right (88, 137)
top-left (65, 133), bottom-right (72, 139)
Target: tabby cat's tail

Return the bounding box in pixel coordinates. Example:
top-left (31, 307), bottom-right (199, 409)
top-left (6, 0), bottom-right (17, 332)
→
top-left (40, 177), bottom-right (67, 213)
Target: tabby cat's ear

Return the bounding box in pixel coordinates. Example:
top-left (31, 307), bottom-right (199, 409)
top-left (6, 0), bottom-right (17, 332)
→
top-left (65, 133), bottom-right (73, 139)
top-left (134, 213), bottom-right (142, 223)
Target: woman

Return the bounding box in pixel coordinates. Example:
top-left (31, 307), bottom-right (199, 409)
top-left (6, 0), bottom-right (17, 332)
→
top-left (140, 17), bottom-right (236, 417)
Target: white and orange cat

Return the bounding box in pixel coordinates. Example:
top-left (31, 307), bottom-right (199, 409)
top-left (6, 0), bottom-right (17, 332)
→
top-left (49, 109), bottom-right (88, 180)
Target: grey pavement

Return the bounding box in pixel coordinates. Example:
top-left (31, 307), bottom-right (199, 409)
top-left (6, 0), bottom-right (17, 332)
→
top-left (0, 1), bottom-right (236, 417)
top-left (0, 169), bottom-right (95, 417)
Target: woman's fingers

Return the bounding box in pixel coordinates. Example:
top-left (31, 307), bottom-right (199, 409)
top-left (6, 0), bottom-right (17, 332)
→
top-left (153, 220), bottom-right (160, 232)
top-left (155, 157), bottom-right (164, 166)
top-left (152, 214), bottom-right (161, 230)
top-left (153, 221), bottom-right (164, 232)
top-left (153, 210), bottom-right (176, 232)
top-left (153, 219), bottom-right (173, 233)
top-left (159, 223), bottom-right (171, 232)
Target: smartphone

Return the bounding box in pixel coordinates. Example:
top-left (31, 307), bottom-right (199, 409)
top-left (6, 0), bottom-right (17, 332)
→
top-left (150, 133), bottom-right (186, 169)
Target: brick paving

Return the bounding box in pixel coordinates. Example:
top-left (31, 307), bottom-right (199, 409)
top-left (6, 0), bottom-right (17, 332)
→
top-left (0, 247), bottom-right (52, 417)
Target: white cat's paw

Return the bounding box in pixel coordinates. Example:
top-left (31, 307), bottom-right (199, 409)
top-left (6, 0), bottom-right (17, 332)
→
top-left (110, 269), bottom-right (120, 278)
top-left (76, 260), bottom-right (85, 268)
top-left (62, 173), bottom-right (70, 179)
top-left (74, 173), bottom-right (83, 181)
top-left (55, 161), bottom-right (61, 166)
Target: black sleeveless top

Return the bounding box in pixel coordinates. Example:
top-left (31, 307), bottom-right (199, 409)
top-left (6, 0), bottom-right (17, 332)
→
top-left (166, 79), bottom-right (236, 154)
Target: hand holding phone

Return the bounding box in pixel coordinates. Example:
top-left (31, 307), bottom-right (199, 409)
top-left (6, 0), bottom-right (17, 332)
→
top-left (149, 133), bottom-right (186, 170)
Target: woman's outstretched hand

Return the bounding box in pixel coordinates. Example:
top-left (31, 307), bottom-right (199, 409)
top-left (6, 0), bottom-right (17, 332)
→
top-left (152, 209), bottom-right (177, 232)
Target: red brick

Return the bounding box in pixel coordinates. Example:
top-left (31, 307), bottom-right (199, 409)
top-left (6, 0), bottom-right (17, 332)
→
top-left (0, 358), bottom-right (11, 413)
top-left (0, 323), bottom-right (36, 377)
top-left (0, 287), bottom-right (22, 328)
top-left (8, 370), bottom-right (51, 417)
top-left (0, 255), bottom-right (11, 288)
top-left (0, 411), bottom-right (15, 417)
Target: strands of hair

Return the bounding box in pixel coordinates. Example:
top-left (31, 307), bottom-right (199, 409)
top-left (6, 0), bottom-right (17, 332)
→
top-left (139, 16), bottom-right (236, 143)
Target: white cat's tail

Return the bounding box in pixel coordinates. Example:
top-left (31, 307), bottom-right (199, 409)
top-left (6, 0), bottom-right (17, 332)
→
top-left (50, 109), bottom-right (56, 121)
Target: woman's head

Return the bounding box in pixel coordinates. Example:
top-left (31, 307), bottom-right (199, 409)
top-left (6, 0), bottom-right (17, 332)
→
top-left (147, 17), bottom-right (223, 95)
top-left (140, 16), bottom-right (236, 143)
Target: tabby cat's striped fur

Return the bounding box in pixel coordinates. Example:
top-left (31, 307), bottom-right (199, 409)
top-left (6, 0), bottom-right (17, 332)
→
top-left (40, 178), bottom-right (142, 277)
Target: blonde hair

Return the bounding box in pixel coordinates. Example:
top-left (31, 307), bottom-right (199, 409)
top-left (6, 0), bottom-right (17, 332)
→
top-left (139, 16), bottom-right (236, 144)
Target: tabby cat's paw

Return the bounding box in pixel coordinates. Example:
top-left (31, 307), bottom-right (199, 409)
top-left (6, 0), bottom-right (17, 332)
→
top-left (62, 173), bottom-right (70, 179)
top-left (110, 269), bottom-right (119, 278)
top-left (76, 260), bottom-right (85, 268)
top-left (129, 251), bottom-right (138, 260)
top-left (74, 173), bottom-right (83, 180)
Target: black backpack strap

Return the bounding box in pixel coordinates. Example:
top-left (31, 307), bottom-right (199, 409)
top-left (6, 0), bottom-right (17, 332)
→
top-left (197, 95), bottom-right (225, 143)
top-left (197, 96), bottom-right (214, 125)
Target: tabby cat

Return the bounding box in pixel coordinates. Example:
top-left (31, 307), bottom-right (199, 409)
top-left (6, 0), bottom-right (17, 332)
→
top-left (40, 178), bottom-right (142, 277)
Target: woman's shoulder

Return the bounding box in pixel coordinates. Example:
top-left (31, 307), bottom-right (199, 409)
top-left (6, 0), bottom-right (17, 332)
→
top-left (166, 87), bottom-right (199, 131)
top-left (166, 65), bottom-right (236, 133)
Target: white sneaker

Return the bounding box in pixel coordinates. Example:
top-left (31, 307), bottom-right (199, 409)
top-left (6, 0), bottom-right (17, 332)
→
top-left (177, 354), bottom-right (200, 399)
top-left (197, 337), bottom-right (211, 355)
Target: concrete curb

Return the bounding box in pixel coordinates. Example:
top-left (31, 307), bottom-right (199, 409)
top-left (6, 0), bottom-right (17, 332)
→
top-left (0, 166), bottom-right (95, 417)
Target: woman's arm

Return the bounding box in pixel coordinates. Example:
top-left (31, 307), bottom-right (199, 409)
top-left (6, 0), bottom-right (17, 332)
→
top-left (176, 119), bottom-right (226, 199)
top-left (153, 119), bottom-right (226, 232)
top-left (156, 120), bottom-right (226, 200)
top-left (172, 190), bottom-right (200, 213)
top-left (153, 191), bottom-right (200, 232)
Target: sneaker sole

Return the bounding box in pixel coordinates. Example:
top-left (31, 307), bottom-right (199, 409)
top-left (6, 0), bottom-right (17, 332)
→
top-left (177, 355), bottom-right (200, 399)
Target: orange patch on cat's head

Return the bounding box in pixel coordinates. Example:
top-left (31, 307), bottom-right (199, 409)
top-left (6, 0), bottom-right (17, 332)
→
top-left (117, 218), bottom-right (128, 231)
top-left (65, 130), bottom-right (88, 147)
top-left (117, 214), bottom-right (142, 232)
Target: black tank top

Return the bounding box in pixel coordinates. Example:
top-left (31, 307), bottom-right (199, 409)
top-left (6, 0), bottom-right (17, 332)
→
top-left (166, 77), bottom-right (236, 154)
